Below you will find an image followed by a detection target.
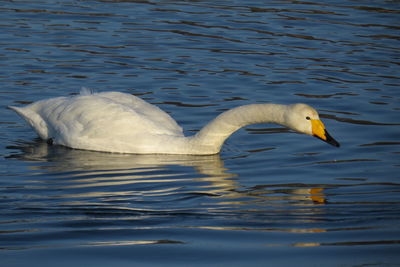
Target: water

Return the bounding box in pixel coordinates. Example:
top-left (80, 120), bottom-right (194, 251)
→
top-left (1, 1), bottom-right (399, 266)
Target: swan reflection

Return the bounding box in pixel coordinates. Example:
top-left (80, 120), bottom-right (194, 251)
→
top-left (8, 140), bottom-right (238, 196)
top-left (8, 140), bottom-right (326, 206)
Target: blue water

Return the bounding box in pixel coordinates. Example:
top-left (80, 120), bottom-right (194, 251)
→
top-left (1, 1), bottom-right (400, 266)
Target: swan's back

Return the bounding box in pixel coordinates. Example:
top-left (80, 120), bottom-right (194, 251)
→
top-left (9, 91), bottom-right (184, 153)
top-left (93, 92), bottom-right (182, 135)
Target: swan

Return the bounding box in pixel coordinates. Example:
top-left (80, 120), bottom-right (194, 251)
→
top-left (9, 90), bottom-right (340, 155)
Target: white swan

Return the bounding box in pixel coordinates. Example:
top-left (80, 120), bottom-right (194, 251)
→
top-left (9, 90), bottom-right (339, 155)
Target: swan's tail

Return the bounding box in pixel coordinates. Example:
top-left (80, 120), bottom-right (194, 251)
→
top-left (8, 105), bottom-right (49, 140)
top-left (8, 105), bottom-right (28, 119)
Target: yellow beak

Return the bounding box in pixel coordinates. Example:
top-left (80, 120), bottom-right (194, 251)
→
top-left (311, 119), bottom-right (340, 147)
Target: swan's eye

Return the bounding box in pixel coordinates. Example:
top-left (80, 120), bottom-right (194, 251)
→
top-left (306, 116), bottom-right (311, 120)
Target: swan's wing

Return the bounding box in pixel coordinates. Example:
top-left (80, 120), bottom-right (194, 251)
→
top-left (97, 92), bottom-right (183, 136)
top-left (10, 93), bottom-right (184, 151)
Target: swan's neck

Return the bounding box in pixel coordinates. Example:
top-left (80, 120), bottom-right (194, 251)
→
top-left (189, 104), bottom-right (288, 154)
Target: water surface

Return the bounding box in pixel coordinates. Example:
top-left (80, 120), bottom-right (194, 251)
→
top-left (1, 1), bottom-right (399, 266)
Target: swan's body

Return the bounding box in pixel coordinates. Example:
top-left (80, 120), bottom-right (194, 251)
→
top-left (9, 90), bottom-right (339, 154)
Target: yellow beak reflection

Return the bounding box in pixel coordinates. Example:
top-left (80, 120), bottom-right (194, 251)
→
top-left (311, 119), bottom-right (340, 147)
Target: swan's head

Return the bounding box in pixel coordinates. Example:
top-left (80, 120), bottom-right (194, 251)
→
top-left (286, 104), bottom-right (340, 147)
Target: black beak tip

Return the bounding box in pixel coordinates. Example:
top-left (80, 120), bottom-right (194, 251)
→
top-left (314, 130), bottom-right (340, 147)
top-left (329, 139), bottom-right (340, 148)
top-left (325, 130), bottom-right (340, 148)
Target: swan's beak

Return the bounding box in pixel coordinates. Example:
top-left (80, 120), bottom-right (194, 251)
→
top-left (311, 119), bottom-right (340, 147)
